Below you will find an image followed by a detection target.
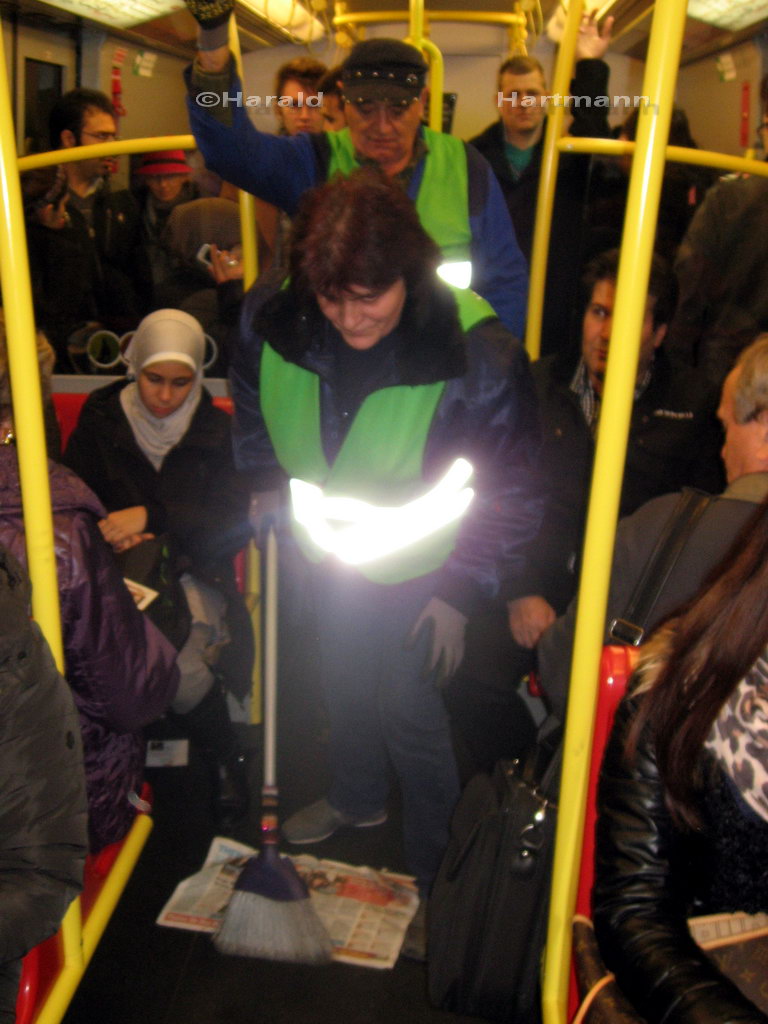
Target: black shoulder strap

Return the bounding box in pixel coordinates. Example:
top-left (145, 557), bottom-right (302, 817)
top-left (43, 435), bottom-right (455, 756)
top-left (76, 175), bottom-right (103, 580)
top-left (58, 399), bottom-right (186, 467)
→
top-left (609, 488), bottom-right (714, 646)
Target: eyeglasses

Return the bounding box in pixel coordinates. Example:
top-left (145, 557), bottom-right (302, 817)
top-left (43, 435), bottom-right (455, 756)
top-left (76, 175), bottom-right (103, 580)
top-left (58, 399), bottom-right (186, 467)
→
top-left (80, 130), bottom-right (119, 143)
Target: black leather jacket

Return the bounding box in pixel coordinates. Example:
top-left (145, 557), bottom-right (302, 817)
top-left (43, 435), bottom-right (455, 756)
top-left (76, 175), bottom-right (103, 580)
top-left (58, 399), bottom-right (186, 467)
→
top-left (593, 695), bottom-right (768, 1024)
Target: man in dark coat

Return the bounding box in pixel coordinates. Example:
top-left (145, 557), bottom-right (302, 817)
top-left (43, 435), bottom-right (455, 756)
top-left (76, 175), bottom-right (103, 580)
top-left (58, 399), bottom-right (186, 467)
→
top-left (469, 13), bottom-right (613, 355)
top-left (448, 250), bottom-right (723, 771)
top-left (539, 331), bottom-right (768, 719)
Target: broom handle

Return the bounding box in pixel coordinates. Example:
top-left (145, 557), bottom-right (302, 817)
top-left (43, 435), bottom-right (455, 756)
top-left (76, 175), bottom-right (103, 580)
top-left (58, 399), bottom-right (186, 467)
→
top-left (264, 526), bottom-right (278, 790)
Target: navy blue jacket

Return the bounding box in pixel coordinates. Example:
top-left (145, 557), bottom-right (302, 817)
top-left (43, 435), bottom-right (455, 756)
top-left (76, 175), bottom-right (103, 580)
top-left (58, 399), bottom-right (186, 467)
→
top-left (230, 279), bottom-right (544, 616)
top-left (184, 63), bottom-right (528, 339)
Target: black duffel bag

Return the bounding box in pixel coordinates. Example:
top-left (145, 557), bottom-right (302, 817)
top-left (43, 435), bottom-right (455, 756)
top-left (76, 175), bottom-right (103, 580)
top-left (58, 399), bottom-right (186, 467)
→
top-left (428, 730), bottom-right (561, 1022)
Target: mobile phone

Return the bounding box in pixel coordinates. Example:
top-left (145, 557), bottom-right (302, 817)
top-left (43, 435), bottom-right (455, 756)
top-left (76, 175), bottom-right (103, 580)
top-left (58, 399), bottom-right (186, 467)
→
top-left (196, 242), bottom-right (213, 268)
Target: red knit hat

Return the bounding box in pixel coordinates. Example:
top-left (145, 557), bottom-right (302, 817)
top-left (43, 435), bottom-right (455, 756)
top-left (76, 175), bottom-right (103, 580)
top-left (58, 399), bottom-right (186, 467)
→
top-left (136, 150), bottom-right (191, 176)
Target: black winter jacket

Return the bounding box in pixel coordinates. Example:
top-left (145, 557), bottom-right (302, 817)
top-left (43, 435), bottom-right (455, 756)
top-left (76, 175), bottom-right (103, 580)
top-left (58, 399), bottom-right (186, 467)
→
top-left (63, 381), bottom-right (252, 587)
top-left (593, 695), bottom-right (768, 1023)
top-left (230, 280), bottom-right (545, 616)
top-left (504, 348), bottom-right (724, 611)
top-left (0, 548), bottom-right (88, 1017)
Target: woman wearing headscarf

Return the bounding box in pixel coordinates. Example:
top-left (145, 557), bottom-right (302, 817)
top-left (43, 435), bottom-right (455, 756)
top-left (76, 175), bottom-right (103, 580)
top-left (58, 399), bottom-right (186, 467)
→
top-left (63, 308), bottom-right (252, 826)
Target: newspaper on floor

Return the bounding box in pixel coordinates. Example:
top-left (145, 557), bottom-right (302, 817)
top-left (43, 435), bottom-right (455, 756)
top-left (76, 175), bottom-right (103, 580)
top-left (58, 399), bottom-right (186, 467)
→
top-left (156, 835), bottom-right (419, 969)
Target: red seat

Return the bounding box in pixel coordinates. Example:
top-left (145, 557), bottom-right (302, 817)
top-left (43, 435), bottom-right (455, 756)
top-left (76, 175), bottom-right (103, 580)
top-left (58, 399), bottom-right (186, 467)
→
top-left (15, 783), bottom-right (153, 1024)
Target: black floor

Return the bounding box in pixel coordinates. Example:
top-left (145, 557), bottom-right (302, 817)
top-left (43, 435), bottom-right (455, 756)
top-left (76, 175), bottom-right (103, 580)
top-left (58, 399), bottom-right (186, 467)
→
top-left (62, 614), bottom-right (490, 1024)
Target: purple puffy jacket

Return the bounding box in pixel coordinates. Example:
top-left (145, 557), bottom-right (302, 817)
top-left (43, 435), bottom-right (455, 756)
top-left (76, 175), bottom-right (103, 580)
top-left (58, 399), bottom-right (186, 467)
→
top-left (0, 446), bottom-right (179, 851)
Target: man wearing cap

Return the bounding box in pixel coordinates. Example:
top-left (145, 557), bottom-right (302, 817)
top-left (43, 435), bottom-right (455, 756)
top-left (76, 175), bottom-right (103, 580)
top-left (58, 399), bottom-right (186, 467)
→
top-left (134, 150), bottom-right (197, 301)
top-left (181, 5), bottom-right (528, 337)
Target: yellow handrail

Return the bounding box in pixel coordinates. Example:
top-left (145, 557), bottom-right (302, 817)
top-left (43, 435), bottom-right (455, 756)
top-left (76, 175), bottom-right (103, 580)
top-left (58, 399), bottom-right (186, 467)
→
top-left (541, 0), bottom-right (688, 1020)
top-left (0, 21), bottom-right (64, 669)
top-left (524, 0), bottom-right (584, 361)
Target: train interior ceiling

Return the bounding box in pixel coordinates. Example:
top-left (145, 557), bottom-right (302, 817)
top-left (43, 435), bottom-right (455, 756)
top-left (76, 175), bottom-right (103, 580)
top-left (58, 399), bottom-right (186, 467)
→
top-left (3, 0), bottom-right (768, 178)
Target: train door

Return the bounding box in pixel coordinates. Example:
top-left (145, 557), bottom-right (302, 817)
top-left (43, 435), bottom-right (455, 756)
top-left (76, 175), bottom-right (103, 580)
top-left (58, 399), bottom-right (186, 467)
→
top-left (11, 21), bottom-right (76, 153)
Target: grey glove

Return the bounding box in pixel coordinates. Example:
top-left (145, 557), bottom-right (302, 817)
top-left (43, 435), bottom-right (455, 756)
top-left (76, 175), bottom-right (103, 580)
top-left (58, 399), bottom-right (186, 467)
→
top-left (248, 490), bottom-right (283, 547)
top-left (406, 597), bottom-right (468, 688)
top-left (184, 0), bottom-right (234, 28)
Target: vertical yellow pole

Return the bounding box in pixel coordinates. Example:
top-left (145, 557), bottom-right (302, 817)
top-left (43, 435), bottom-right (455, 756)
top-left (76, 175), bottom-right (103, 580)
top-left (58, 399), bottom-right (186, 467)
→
top-left (228, 17), bottom-right (258, 289)
top-left (541, 0), bottom-right (688, 1021)
top-left (0, 18), bottom-right (64, 668)
top-left (407, 0), bottom-right (443, 133)
top-left (524, 0), bottom-right (584, 360)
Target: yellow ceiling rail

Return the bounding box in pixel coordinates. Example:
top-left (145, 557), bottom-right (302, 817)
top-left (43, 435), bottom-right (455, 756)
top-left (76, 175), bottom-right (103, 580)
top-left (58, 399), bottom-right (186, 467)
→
top-left (525, 0), bottom-right (585, 361)
top-left (0, 22), bottom-right (64, 669)
top-left (562, 134), bottom-right (768, 176)
top-left (332, 9), bottom-right (527, 27)
top-left (541, 0), bottom-right (689, 1020)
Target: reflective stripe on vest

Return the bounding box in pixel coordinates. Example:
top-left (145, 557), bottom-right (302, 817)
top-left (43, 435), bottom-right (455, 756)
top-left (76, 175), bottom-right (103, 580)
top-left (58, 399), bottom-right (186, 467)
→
top-left (326, 127), bottom-right (471, 264)
top-left (259, 286), bottom-right (495, 583)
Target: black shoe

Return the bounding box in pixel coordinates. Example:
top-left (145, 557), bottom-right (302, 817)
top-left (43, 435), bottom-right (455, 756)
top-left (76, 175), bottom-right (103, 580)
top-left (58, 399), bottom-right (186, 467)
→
top-left (212, 751), bottom-right (250, 829)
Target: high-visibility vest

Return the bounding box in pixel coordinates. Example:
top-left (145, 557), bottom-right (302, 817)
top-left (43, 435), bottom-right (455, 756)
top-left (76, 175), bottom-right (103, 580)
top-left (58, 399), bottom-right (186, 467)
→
top-left (259, 286), bottom-right (494, 583)
top-left (326, 127), bottom-right (471, 268)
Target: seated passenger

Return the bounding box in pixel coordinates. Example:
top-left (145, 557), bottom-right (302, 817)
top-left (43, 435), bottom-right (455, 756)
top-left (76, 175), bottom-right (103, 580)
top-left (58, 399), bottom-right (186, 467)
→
top-left (0, 320), bottom-right (179, 852)
top-left (593, 497), bottom-right (768, 1022)
top-left (0, 545), bottom-right (88, 1018)
top-left (63, 309), bottom-right (253, 826)
top-left (540, 332), bottom-right (768, 720)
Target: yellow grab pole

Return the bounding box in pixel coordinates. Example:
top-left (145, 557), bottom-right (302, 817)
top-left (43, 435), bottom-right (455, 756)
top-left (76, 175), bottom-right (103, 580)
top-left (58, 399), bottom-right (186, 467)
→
top-left (229, 18), bottom-right (258, 288)
top-left (0, 27), bottom-right (64, 667)
top-left (408, 0), bottom-right (424, 48)
top-left (541, 0), bottom-right (688, 1020)
top-left (420, 39), bottom-right (445, 133)
top-left (525, 0), bottom-right (584, 360)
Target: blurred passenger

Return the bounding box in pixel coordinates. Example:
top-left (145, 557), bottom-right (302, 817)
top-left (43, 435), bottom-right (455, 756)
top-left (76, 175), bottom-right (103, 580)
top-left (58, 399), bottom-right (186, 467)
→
top-left (666, 81), bottom-right (768, 388)
top-left (21, 163), bottom-right (100, 373)
top-left (540, 332), bottom-right (768, 721)
top-left (273, 56), bottom-right (326, 137)
top-left (593, 496), bottom-right (768, 1022)
top-left (586, 106), bottom-right (716, 265)
top-left (133, 150), bottom-right (198, 302)
top-left (162, 197), bottom-right (242, 371)
top-left (49, 88), bottom-right (150, 340)
top-left (0, 318), bottom-right (179, 851)
top-left (231, 169), bottom-right (543, 908)
top-left (63, 309), bottom-right (253, 826)
top-left (469, 13), bottom-right (613, 355)
top-left (317, 65), bottom-right (346, 131)
top-left (183, 24), bottom-right (528, 337)
top-left (0, 545), bottom-right (88, 1020)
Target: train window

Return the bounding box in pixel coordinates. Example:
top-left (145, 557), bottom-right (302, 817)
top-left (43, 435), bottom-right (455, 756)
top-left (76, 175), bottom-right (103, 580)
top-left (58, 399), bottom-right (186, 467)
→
top-left (23, 58), bottom-right (62, 154)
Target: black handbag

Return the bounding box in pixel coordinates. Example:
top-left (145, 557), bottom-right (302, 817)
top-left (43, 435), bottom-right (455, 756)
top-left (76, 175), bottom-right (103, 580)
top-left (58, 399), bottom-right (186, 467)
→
top-left (117, 535), bottom-right (191, 652)
top-left (427, 730), bottom-right (561, 1022)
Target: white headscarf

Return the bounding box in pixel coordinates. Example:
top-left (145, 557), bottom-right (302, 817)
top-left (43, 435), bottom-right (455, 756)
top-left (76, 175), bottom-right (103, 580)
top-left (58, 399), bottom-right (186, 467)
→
top-left (120, 308), bottom-right (205, 470)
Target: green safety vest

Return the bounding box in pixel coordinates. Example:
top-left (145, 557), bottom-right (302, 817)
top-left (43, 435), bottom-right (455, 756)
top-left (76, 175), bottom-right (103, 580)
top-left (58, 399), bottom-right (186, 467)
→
top-left (326, 127), bottom-right (471, 265)
top-left (260, 287), bottom-right (494, 584)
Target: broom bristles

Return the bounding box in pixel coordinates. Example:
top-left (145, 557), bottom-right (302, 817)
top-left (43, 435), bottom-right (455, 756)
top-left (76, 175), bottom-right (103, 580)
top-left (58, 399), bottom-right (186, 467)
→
top-left (215, 888), bottom-right (333, 963)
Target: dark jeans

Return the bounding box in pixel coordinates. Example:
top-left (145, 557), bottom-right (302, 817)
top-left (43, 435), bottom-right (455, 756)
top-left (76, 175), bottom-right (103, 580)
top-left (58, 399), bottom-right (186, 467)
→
top-left (310, 564), bottom-right (460, 895)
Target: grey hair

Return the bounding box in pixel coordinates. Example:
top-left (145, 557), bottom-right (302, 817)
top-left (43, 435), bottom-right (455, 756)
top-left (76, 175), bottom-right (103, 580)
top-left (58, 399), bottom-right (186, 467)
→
top-left (733, 334), bottom-right (768, 423)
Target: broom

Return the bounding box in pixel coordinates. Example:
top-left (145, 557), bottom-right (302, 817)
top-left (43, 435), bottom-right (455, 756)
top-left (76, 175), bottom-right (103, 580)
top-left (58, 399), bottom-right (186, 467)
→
top-left (214, 527), bottom-right (333, 963)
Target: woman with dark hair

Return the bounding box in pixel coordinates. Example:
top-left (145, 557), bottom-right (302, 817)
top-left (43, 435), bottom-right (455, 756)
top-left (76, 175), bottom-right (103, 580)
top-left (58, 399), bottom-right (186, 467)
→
top-left (593, 497), bottom-right (768, 1022)
top-left (231, 168), bottom-right (543, 912)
